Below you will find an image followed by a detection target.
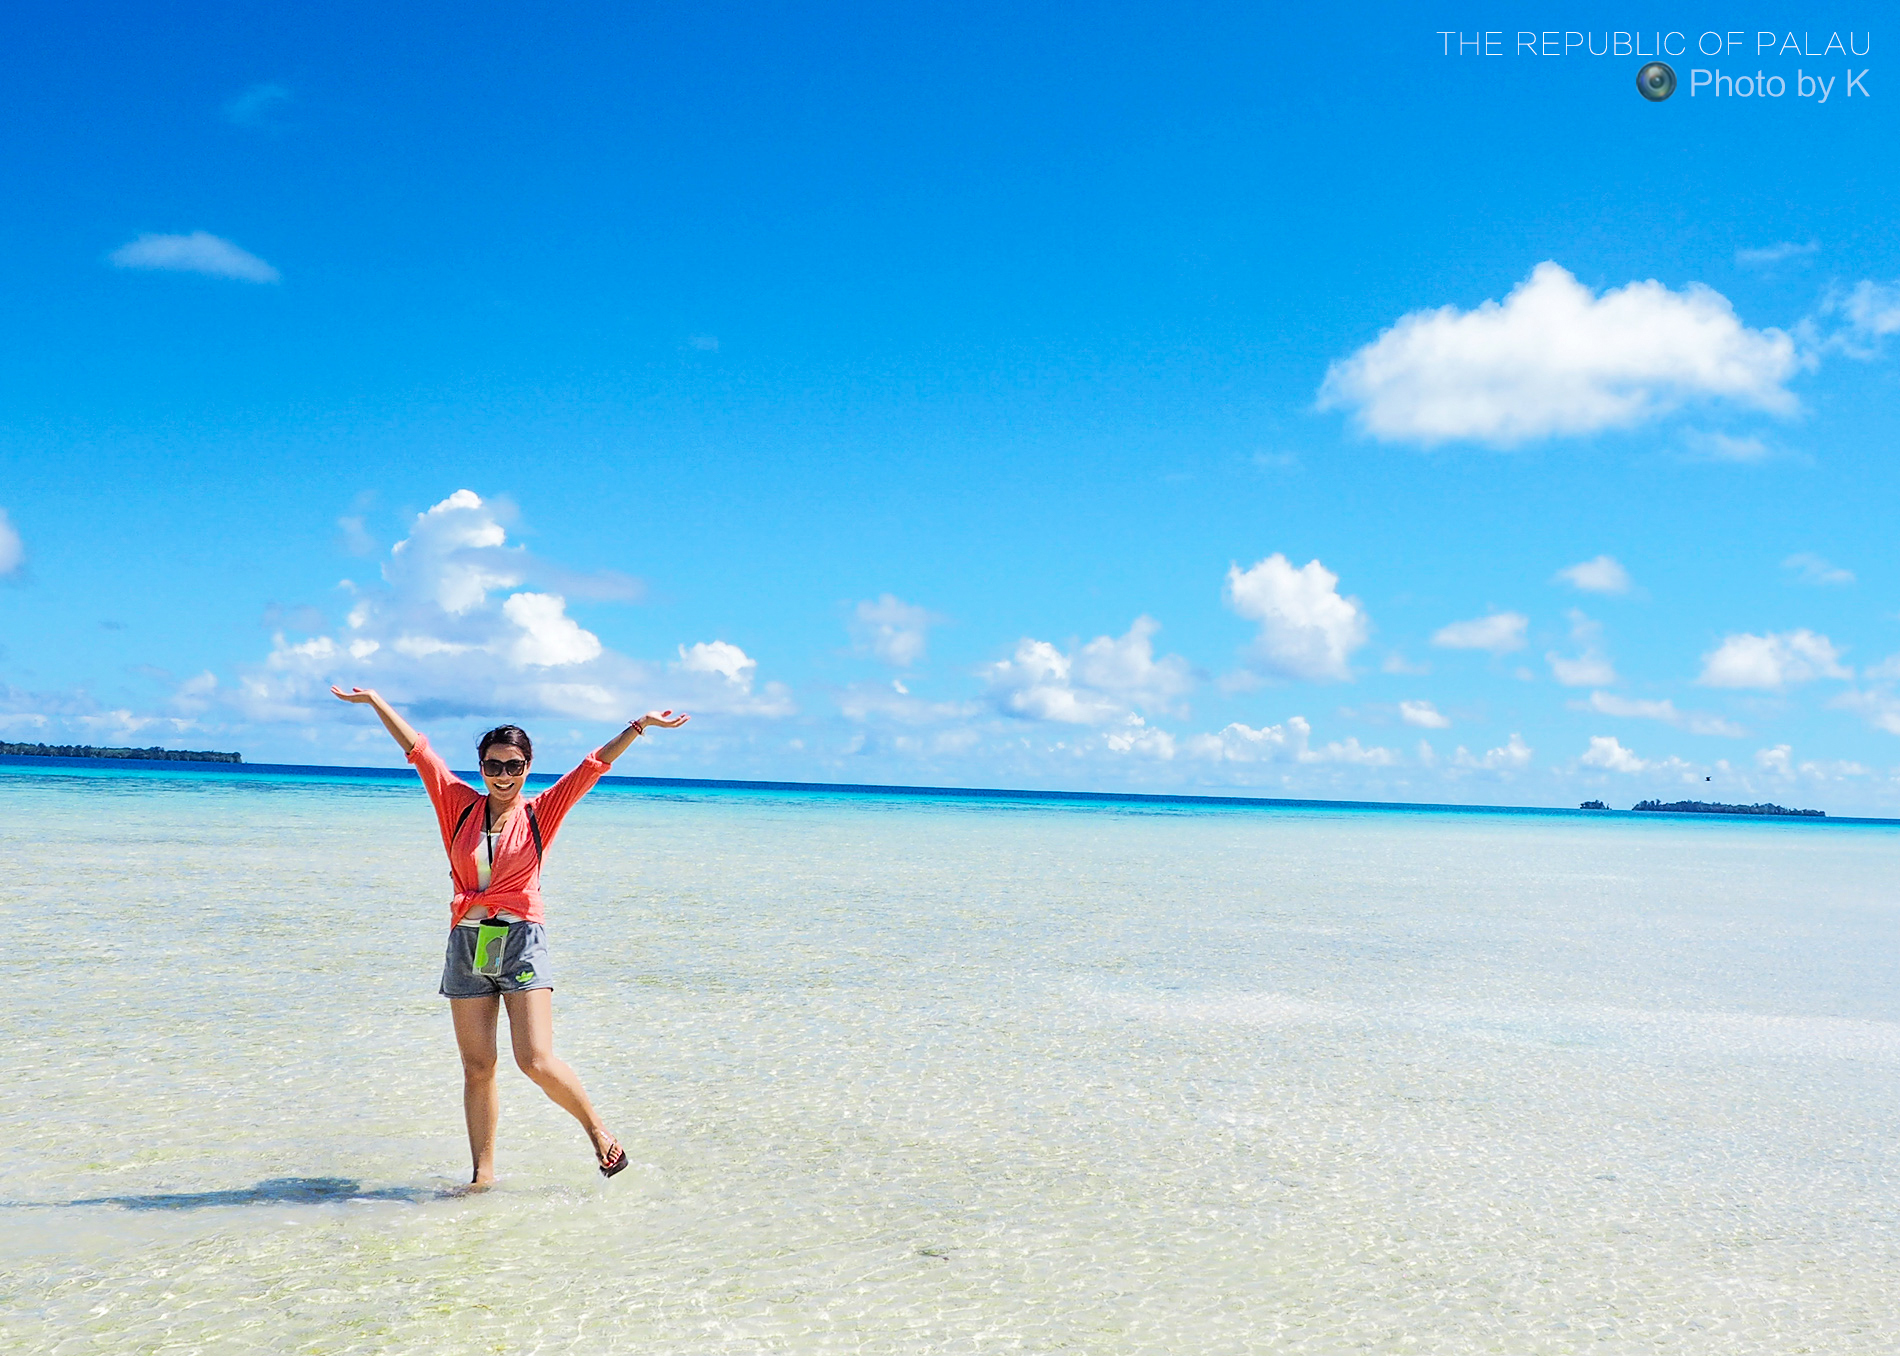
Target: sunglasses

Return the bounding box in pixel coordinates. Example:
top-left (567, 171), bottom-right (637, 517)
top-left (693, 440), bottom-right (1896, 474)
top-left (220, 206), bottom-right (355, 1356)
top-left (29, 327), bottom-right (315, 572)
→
top-left (481, 758), bottom-right (528, 777)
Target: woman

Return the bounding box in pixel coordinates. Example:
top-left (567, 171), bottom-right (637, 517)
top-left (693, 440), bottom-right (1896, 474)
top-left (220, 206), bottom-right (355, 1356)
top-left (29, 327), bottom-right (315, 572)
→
top-left (332, 685), bottom-right (689, 1185)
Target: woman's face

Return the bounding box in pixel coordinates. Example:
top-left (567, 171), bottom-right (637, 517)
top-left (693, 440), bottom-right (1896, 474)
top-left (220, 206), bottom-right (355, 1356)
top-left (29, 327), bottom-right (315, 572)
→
top-left (479, 744), bottom-right (531, 799)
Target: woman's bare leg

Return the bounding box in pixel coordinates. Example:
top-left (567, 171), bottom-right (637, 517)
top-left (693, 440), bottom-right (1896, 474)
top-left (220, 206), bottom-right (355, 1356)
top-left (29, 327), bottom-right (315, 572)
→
top-left (450, 995), bottom-right (502, 1185)
top-left (503, 988), bottom-right (617, 1164)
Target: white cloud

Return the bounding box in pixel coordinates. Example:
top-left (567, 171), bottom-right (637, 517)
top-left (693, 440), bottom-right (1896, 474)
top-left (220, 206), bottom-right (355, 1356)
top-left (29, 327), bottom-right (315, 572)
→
top-left (1453, 733), bottom-right (1532, 771)
top-left (1755, 744), bottom-right (1793, 775)
top-left (109, 231), bottom-right (281, 283)
top-left (1683, 430), bottom-right (1773, 463)
top-left (504, 593), bottom-right (603, 667)
top-left (0, 508), bottom-right (22, 576)
top-left (1547, 652), bottom-right (1616, 686)
top-left (838, 682), bottom-right (978, 726)
top-left (1834, 688), bottom-right (1900, 736)
top-left (1317, 262), bottom-right (1799, 446)
top-left (1782, 552), bottom-right (1854, 586)
top-left (1381, 652), bottom-right (1430, 676)
top-left (1105, 726), bottom-right (1177, 759)
top-left (1432, 612), bottom-right (1527, 655)
top-left (1555, 555), bottom-right (1631, 595)
top-left (1224, 554), bottom-right (1368, 682)
top-left (233, 489), bottom-right (789, 727)
top-left (851, 594), bottom-right (937, 667)
top-left (1697, 630), bottom-right (1849, 690)
top-left (1186, 716), bottom-right (1397, 766)
top-left (984, 617), bottom-right (1192, 726)
top-left (1399, 699), bottom-right (1450, 729)
top-left (387, 489), bottom-right (518, 613)
top-left (1545, 609), bottom-right (1617, 687)
top-left (1825, 280), bottom-right (1900, 354)
top-left (1579, 735), bottom-right (1647, 773)
top-left (1755, 743), bottom-right (1870, 780)
top-left (1571, 691), bottom-right (1744, 738)
top-left (677, 640), bottom-right (758, 689)
top-left (1735, 240), bottom-right (1818, 268)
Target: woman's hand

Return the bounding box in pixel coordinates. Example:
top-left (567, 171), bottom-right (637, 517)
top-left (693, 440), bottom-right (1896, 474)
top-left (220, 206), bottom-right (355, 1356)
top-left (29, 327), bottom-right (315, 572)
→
top-left (597, 710), bottom-right (690, 765)
top-left (330, 685), bottom-right (420, 753)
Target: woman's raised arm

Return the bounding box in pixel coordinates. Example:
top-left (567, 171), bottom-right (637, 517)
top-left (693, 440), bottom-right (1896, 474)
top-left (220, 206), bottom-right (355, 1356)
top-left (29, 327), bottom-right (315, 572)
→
top-left (331, 686), bottom-right (422, 754)
top-left (596, 709), bottom-right (690, 765)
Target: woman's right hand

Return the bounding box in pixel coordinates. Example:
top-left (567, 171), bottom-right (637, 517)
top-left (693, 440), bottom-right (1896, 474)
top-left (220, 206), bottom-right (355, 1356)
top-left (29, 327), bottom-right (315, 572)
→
top-left (331, 685), bottom-right (380, 704)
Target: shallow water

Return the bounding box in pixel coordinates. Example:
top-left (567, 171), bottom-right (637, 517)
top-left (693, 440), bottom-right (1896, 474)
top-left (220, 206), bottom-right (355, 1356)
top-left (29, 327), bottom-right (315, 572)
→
top-left (3, 764), bottom-right (1898, 1353)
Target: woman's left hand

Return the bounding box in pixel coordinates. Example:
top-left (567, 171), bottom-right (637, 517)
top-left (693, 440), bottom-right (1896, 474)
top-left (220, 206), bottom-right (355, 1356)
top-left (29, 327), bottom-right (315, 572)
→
top-left (636, 710), bottom-right (690, 731)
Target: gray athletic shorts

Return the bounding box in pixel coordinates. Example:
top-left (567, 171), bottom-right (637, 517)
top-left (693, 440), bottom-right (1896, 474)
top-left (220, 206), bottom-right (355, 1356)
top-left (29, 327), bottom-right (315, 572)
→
top-left (439, 920), bottom-right (554, 998)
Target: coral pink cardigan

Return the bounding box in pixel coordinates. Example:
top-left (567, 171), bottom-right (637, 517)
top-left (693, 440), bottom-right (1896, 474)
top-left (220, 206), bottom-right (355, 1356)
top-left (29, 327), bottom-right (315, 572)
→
top-left (406, 735), bottom-right (609, 927)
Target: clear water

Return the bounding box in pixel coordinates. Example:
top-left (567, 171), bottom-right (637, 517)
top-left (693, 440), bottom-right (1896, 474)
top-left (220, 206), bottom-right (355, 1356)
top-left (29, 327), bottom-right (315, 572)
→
top-left (3, 763), bottom-right (1897, 1353)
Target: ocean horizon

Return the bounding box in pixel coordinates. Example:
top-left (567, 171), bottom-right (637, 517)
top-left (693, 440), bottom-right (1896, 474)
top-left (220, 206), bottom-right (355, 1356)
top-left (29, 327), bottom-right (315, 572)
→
top-left (3, 752), bottom-right (1888, 826)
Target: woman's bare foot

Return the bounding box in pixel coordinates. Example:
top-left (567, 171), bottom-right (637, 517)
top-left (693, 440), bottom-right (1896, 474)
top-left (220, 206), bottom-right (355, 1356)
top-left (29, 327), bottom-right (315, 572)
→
top-left (591, 1127), bottom-right (627, 1177)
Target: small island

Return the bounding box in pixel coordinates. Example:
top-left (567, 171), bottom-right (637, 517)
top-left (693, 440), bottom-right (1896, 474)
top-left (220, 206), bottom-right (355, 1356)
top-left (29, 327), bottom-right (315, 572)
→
top-left (0, 742), bottom-right (243, 763)
top-left (1631, 799), bottom-right (1822, 818)
top-left (1579, 800), bottom-right (1607, 810)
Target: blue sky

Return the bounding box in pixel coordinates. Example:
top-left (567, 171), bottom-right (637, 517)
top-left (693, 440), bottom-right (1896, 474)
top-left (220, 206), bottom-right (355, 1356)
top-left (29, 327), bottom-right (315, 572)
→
top-left (3, 3), bottom-right (1897, 809)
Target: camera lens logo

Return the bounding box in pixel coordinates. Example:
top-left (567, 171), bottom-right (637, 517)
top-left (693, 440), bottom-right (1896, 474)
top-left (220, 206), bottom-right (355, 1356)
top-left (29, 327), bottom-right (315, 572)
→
top-left (1637, 62), bottom-right (1677, 101)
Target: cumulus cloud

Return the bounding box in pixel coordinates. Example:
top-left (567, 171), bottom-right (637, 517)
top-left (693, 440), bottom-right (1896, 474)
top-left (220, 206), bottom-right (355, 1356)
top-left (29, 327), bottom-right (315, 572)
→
top-left (1697, 629), bottom-right (1849, 690)
top-left (504, 593), bottom-right (604, 667)
top-left (1432, 612), bottom-right (1527, 655)
top-left (983, 617), bottom-right (1192, 726)
top-left (1224, 554), bottom-right (1368, 682)
top-left (1317, 262), bottom-right (1799, 446)
top-left (1399, 699), bottom-right (1450, 729)
top-left (851, 594), bottom-right (938, 667)
top-left (236, 489), bottom-right (789, 726)
top-left (0, 508), bottom-right (22, 576)
top-left (1545, 610), bottom-right (1616, 687)
top-left (1555, 555), bottom-right (1631, 595)
top-left (1782, 552), bottom-right (1854, 586)
top-left (676, 640), bottom-right (757, 689)
top-left (109, 231), bottom-right (280, 283)
top-left (1571, 691), bottom-right (1744, 738)
top-left (1185, 716), bottom-right (1397, 766)
top-left (1579, 734), bottom-right (1647, 773)
top-left (1452, 733), bottom-right (1532, 771)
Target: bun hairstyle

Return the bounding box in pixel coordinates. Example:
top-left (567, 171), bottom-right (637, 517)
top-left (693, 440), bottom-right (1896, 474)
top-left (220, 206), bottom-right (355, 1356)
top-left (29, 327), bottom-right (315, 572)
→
top-left (477, 725), bottom-right (534, 763)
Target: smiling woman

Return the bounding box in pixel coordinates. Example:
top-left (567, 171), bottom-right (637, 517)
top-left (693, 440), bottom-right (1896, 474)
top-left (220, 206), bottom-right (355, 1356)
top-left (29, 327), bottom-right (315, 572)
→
top-left (329, 683), bottom-right (688, 1186)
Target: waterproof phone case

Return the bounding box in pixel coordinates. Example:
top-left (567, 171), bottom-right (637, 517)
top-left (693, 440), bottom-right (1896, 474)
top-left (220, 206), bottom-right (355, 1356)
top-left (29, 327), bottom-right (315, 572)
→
top-left (473, 920), bottom-right (512, 977)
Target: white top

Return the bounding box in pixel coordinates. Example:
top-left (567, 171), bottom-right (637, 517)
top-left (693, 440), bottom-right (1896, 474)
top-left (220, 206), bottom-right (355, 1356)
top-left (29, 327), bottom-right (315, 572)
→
top-left (461, 823), bottom-right (523, 925)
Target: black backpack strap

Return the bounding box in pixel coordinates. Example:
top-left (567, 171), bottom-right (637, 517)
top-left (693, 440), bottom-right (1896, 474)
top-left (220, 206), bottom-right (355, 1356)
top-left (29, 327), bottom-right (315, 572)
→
top-left (453, 800), bottom-right (480, 841)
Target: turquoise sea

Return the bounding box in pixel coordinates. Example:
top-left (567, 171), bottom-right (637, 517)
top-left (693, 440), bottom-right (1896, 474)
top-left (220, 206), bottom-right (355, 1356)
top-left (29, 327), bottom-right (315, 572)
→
top-left (3, 758), bottom-right (1898, 1353)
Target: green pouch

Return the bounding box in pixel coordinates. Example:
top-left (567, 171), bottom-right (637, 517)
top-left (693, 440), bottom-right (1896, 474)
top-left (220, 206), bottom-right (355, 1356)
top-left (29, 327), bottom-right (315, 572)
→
top-left (473, 920), bottom-right (512, 977)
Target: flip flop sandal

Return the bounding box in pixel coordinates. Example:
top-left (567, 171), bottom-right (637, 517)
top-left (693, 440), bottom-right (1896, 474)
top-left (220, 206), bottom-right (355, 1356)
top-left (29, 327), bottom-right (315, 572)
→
top-left (597, 1137), bottom-right (628, 1178)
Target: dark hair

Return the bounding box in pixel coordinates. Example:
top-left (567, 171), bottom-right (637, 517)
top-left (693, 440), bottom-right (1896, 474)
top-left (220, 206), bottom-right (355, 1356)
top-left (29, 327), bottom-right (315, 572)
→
top-left (477, 725), bottom-right (533, 762)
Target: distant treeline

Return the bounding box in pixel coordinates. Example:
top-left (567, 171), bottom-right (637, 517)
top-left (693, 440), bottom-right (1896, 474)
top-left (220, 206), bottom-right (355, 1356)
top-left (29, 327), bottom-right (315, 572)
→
top-left (1632, 799), bottom-right (1822, 818)
top-left (0, 743), bottom-right (243, 763)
